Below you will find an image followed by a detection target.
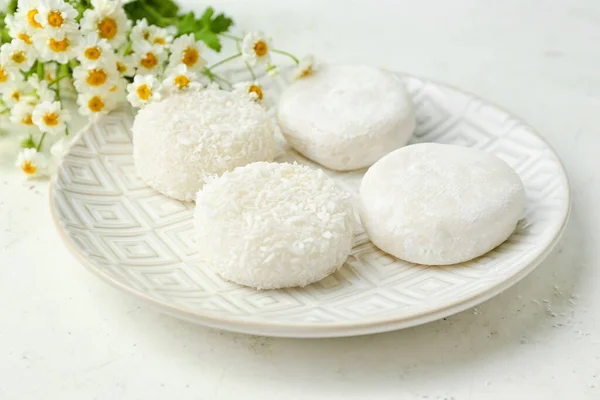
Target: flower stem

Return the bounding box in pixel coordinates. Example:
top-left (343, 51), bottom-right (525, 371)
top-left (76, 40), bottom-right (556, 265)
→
top-left (212, 73), bottom-right (232, 86)
top-left (220, 33), bottom-right (243, 41)
top-left (49, 74), bottom-right (69, 86)
top-left (55, 72), bottom-right (61, 101)
top-left (207, 53), bottom-right (242, 70)
top-left (202, 68), bottom-right (232, 87)
top-left (36, 62), bottom-right (44, 78)
top-left (272, 49), bottom-right (300, 64)
top-left (36, 132), bottom-right (46, 152)
top-left (122, 40), bottom-right (133, 56)
top-left (244, 61), bottom-right (256, 81)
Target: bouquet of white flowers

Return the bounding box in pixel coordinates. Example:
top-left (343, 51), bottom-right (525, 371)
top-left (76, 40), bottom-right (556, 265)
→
top-left (0, 0), bottom-right (313, 178)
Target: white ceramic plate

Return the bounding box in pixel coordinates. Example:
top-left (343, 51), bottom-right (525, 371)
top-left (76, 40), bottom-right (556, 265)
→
top-left (50, 74), bottom-right (570, 338)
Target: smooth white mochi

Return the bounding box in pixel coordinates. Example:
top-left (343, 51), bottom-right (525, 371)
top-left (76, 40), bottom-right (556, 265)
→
top-left (277, 65), bottom-right (416, 171)
top-left (133, 89), bottom-right (276, 201)
top-left (359, 143), bottom-right (526, 265)
top-left (194, 162), bottom-right (356, 289)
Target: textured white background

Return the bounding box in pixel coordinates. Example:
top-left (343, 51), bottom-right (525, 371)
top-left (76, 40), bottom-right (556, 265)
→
top-left (0, 0), bottom-right (598, 398)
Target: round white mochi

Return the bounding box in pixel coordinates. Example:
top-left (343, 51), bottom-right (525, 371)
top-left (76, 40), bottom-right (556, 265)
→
top-left (194, 162), bottom-right (356, 289)
top-left (277, 64), bottom-right (416, 171)
top-left (360, 143), bottom-right (526, 265)
top-left (133, 89), bottom-right (276, 201)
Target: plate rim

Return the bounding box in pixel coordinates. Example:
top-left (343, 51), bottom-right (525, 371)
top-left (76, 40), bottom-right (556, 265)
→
top-left (49, 73), bottom-right (572, 338)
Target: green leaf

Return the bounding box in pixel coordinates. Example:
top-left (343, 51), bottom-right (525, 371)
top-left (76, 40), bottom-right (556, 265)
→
top-left (123, 1), bottom-right (150, 23)
top-left (194, 7), bottom-right (233, 51)
top-left (175, 11), bottom-right (196, 35)
top-left (151, 0), bottom-right (179, 18)
top-left (195, 30), bottom-right (221, 52)
top-left (8, 0), bottom-right (18, 14)
top-left (199, 7), bottom-right (214, 25)
top-left (124, 0), bottom-right (179, 26)
top-left (123, 2), bottom-right (233, 52)
top-left (210, 14), bottom-right (233, 34)
top-left (20, 136), bottom-right (35, 149)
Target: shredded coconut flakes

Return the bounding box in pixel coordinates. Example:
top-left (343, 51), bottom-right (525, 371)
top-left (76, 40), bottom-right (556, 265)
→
top-left (194, 162), bottom-right (356, 289)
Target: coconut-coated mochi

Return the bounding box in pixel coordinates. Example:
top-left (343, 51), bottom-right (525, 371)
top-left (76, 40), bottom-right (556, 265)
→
top-left (359, 143), bottom-right (526, 265)
top-left (277, 64), bottom-right (416, 171)
top-left (133, 89), bottom-right (276, 201)
top-left (194, 162), bottom-right (356, 289)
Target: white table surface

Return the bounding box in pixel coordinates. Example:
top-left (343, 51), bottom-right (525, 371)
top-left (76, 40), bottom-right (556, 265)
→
top-left (1, 0), bottom-right (598, 398)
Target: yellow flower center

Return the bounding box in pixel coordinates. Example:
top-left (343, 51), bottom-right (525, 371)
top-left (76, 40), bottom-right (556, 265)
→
top-left (116, 61), bottom-right (127, 74)
top-left (22, 114), bottom-right (33, 125)
top-left (88, 96), bottom-right (105, 112)
top-left (254, 40), bottom-right (268, 57)
top-left (181, 47), bottom-right (199, 67)
top-left (11, 51), bottom-right (26, 64)
top-left (11, 91), bottom-right (20, 101)
top-left (136, 84), bottom-right (151, 100)
top-left (109, 84), bottom-right (118, 92)
top-left (27, 9), bottom-right (42, 29)
top-left (0, 67), bottom-right (8, 82)
top-left (97, 17), bottom-right (117, 40)
top-left (84, 46), bottom-right (101, 60)
top-left (140, 52), bottom-right (158, 69)
top-left (46, 71), bottom-right (54, 81)
top-left (21, 160), bottom-right (36, 175)
top-left (143, 31), bottom-right (150, 40)
top-left (86, 69), bottom-right (107, 86)
top-left (49, 37), bottom-right (69, 52)
top-left (47, 10), bottom-right (64, 27)
top-left (18, 33), bottom-right (32, 44)
top-left (43, 112), bottom-right (60, 126)
top-left (153, 37), bottom-right (166, 45)
top-left (174, 75), bottom-right (189, 89)
top-left (248, 84), bottom-right (263, 100)
top-left (300, 65), bottom-right (313, 77)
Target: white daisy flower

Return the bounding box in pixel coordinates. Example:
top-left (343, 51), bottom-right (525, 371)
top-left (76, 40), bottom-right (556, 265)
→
top-left (76, 33), bottom-right (113, 67)
top-left (80, 0), bottom-right (131, 48)
top-left (2, 78), bottom-right (35, 107)
top-left (0, 62), bottom-right (17, 91)
top-left (168, 34), bottom-right (205, 71)
top-left (115, 54), bottom-right (135, 77)
top-left (73, 62), bottom-right (119, 93)
top-left (129, 17), bottom-right (151, 43)
top-left (291, 55), bottom-right (315, 80)
top-left (5, 14), bottom-right (35, 46)
top-left (14, 0), bottom-right (44, 34)
top-left (126, 74), bottom-right (161, 107)
top-left (0, 39), bottom-right (36, 70)
top-left (130, 18), bottom-right (172, 47)
top-left (77, 91), bottom-right (118, 120)
top-left (32, 100), bottom-right (70, 135)
top-left (233, 81), bottom-right (264, 102)
top-left (241, 31), bottom-right (272, 66)
top-left (28, 74), bottom-right (56, 102)
top-left (162, 64), bottom-right (201, 94)
top-left (148, 26), bottom-right (174, 49)
top-left (34, 31), bottom-right (79, 63)
top-left (35, 0), bottom-right (78, 38)
top-left (10, 100), bottom-right (38, 130)
top-left (266, 64), bottom-right (280, 77)
top-left (107, 77), bottom-right (127, 102)
top-left (132, 41), bottom-right (167, 75)
top-left (16, 148), bottom-right (47, 178)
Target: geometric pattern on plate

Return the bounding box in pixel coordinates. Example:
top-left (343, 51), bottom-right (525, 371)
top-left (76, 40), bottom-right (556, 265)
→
top-left (50, 75), bottom-right (571, 337)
